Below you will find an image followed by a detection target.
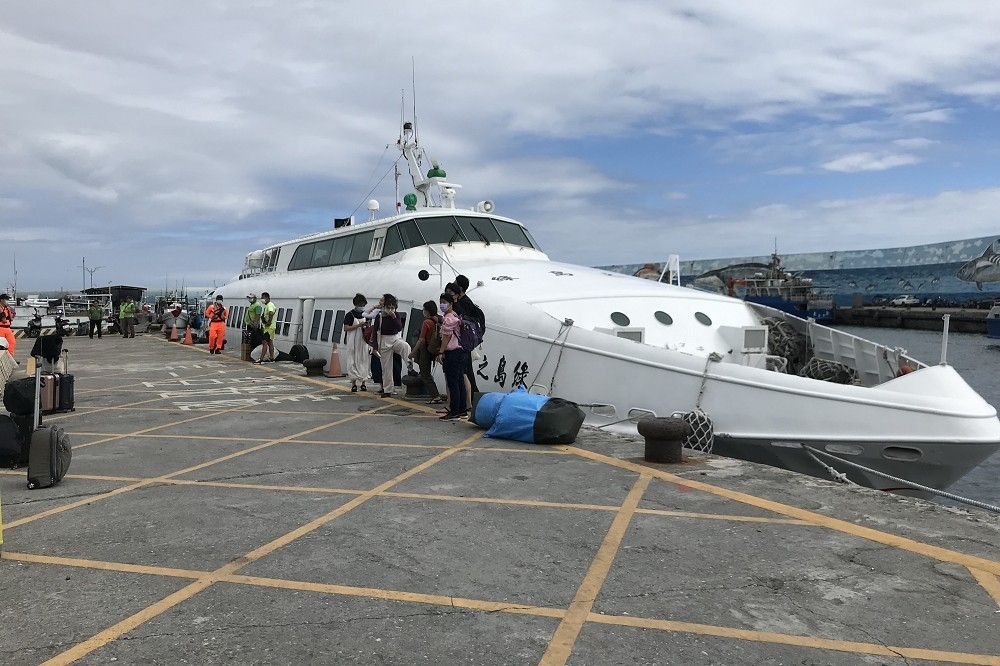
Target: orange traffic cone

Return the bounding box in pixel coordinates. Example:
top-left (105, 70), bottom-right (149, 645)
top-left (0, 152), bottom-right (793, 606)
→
top-left (169, 323), bottom-right (178, 341)
top-left (325, 344), bottom-right (345, 377)
top-left (182, 327), bottom-right (193, 345)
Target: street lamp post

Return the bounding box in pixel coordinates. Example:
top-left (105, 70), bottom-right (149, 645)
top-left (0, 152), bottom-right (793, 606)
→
top-left (85, 266), bottom-right (105, 289)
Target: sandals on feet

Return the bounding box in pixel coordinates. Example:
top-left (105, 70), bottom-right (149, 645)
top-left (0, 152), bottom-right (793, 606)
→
top-left (428, 397), bottom-right (444, 405)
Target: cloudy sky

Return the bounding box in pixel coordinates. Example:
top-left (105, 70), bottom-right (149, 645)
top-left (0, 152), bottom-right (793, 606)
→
top-left (2, 1), bottom-right (1000, 292)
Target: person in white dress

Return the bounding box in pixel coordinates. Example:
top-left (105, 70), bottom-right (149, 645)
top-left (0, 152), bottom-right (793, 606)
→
top-left (342, 293), bottom-right (372, 392)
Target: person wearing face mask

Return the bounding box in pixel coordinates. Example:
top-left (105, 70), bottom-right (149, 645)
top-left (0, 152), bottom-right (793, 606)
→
top-left (254, 292), bottom-right (277, 363)
top-left (407, 300), bottom-right (443, 404)
top-left (342, 293), bottom-right (372, 392)
top-left (436, 292), bottom-right (468, 420)
top-left (372, 293), bottom-right (411, 398)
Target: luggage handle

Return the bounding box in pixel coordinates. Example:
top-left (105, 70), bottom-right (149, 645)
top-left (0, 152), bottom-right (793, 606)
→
top-left (33, 355), bottom-right (42, 430)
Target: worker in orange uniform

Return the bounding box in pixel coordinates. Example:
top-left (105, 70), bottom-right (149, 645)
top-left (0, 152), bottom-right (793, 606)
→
top-left (0, 293), bottom-right (16, 356)
top-left (205, 295), bottom-right (228, 355)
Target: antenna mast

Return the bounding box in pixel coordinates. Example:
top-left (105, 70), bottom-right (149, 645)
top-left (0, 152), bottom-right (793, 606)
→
top-left (411, 57), bottom-right (419, 147)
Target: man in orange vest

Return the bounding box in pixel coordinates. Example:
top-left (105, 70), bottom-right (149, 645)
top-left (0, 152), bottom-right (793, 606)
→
top-left (205, 295), bottom-right (228, 354)
top-left (0, 293), bottom-right (16, 355)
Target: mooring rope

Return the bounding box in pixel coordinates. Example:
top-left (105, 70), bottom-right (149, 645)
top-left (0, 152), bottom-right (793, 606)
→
top-left (802, 445), bottom-right (1000, 513)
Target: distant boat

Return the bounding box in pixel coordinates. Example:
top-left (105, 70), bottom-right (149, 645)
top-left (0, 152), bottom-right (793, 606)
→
top-left (987, 304), bottom-right (1000, 339)
top-left (694, 254), bottom-right (835, 322)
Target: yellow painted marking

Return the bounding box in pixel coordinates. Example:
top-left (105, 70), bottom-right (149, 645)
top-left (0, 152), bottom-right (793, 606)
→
top-left (588, 614), bottom-right (1000, 665)
top-left (42, 396), bottom-right (168, 423)
top-left (6, 410), bottom-right (382, 529)
top-left (568, 447), bottom-right (1000, 576)
top-left (165, 478), bottom-right (365, 496)
top-left (539, 474), bottom-right (652, 666)
top-left (40, 430), bottom-right (484, 665)
top-left (40, 579), bottom-right (218, 666)
top-left (2, 552), bottom-right (205, 579)
top-left (69, 432), bottom-right (272, 443)
top-left (635, 507), bottom-right (809, 525)
top-left (3, 480), bottom-right (153, 530)
top-left (968, 567), bottom-right (1000, 609)
top-left (290, 438), bottom-right (450, 449)
top-left (223, 573), bottom-right (566, 618)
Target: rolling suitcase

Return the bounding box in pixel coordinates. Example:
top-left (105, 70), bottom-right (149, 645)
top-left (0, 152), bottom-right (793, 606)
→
top-left (39, 373), bottom-right (58, 414)
top-left (26, 361), bottom-right (72, 489)
top-left (57, 373), bottom-right (75, 412)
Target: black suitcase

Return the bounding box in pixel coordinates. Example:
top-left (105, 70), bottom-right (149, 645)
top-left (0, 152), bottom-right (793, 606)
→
top-left (57, 373), bottom-right (75, 412)
top-left (25, 359), bottom-right (72, 489)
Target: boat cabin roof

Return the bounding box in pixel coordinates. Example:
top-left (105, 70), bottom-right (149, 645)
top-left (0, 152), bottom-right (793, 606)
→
top-left (242, 210), bottom-right (542, 277)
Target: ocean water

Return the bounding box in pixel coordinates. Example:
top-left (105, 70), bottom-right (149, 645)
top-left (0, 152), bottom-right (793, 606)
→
top-left (835, 325), bottom-right (999, 508)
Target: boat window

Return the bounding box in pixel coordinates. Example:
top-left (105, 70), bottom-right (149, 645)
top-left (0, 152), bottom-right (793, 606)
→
top-left (396, 219), bottom-right (424, 248)
top-left (415, 216), bottom-right (466, 245)
top-left (276, 308), bottom-right (285, 326)
top-left (320, 309), bottom-right (333, 341)
top-left (381, 225), bottom-right (404, 257)
top-left (695, 312), bottom-right (712, 326)
top-left (654, 311), bottom-right (673, 325)
top-left (262, 247), bottom-right (280, 272)
top-left (332, 310), bottom-right (346, 344)
top-left (330, 236), bottom-right (354, 265)
top-left (282, 308), bottom-right (293, 336)
top-left (349, 231), bottom-right (376, 263)
top-left (492, 219), bottom-right (534, 248)
top-left (611, 312), bottom-right (630, 326)
top-left (309, 309), bottom-right (322, 340)
top-left (289, 245), bottom-right (314, 270)
top-left (310, 240), bottom-right (334, 268)
top-left (455, 215), bottom-right (502, 244)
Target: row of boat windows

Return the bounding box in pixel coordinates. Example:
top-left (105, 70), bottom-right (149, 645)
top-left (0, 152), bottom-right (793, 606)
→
top-left (224, 306), bottom-right (295, 336)
top-left (610, 311), bottom-right (713, 327)
top-left (307, 307), bottom-right (424, 345)
top-left (287, 215), bottom-right (538, 271)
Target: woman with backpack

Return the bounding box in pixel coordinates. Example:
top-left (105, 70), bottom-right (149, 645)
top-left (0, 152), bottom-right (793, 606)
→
top-left (408, 300), bottom-right (443, 404)
top-left (436, 292), bottom-right (468, 420)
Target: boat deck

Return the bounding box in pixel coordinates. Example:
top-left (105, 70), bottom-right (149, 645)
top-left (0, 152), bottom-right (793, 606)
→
top-left (1, 335), bottom-right (999, 665)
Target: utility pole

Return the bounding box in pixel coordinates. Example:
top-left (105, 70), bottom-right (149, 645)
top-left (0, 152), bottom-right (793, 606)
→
top-left (78, 257), bottom-right (86, 291)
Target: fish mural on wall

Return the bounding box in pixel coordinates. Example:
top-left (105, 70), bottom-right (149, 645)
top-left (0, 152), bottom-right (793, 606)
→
top-left (956, 239), bottom-right (1000, 290)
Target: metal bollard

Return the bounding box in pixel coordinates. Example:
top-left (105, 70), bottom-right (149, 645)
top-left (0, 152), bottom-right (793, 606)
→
top-left (637, 416), bottom-right (690, 464)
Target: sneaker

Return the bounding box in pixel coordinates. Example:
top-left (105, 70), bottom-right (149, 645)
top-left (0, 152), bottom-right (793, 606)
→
top-left (360, 384), bottom-right (367, 392)
top-left (351, 385), bottom-right (358, 393)
top-left (439, 412), bottom-right (462, 421)
top-left (379, 392), bottom-right (393, 398)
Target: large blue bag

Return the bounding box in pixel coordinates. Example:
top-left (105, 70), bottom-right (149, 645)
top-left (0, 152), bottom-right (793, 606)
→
top-left (471, 387), bottom-right (585, 445)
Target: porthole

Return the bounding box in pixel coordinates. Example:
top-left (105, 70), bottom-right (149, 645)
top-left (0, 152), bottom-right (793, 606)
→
top-left (695, 312), bottom-right (712, 326)
top-left (654, 311), bottom-right (673, 325)
top-left (611, 311), bottom-right (630, 326)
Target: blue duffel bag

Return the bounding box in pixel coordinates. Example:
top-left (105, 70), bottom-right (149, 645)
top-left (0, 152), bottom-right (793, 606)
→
top-left (470, 386), bottom-right (585, 444)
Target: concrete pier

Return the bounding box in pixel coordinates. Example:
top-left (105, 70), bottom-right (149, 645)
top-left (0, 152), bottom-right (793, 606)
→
top-left (2, 334), bottom-right (999, 665)
top-left (832, 306), bottom-right (989, 333)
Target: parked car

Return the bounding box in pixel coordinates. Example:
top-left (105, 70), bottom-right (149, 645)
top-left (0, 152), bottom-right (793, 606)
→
top-left (890, 295), bottom-right (920, 306)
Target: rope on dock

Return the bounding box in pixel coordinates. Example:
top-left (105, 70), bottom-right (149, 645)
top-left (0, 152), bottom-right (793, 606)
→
top-left (802, 445), bottom-right (1000, 514)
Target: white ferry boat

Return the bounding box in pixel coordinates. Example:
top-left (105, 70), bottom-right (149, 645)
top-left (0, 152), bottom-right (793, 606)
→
top-left (214, 121), bottom-right (1000, 494)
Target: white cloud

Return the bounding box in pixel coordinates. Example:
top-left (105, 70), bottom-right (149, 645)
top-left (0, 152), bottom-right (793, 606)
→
top-left (664, 191), bottom-right (688, 200)
top-left (821, 152), bottom-right (921, 172)
top-left (1, 1), bottom-right (999, 287)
